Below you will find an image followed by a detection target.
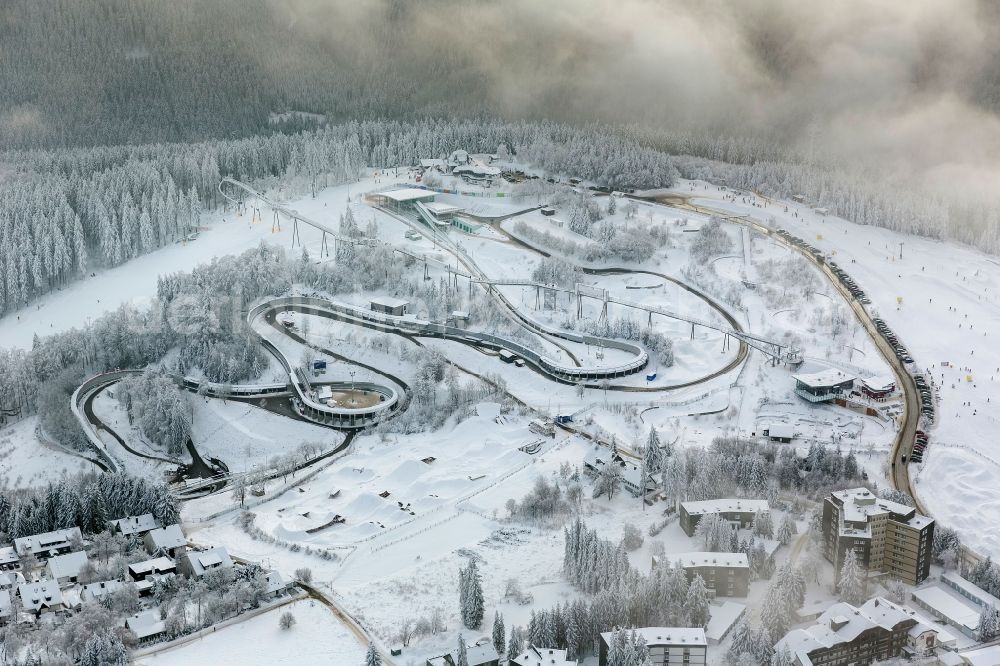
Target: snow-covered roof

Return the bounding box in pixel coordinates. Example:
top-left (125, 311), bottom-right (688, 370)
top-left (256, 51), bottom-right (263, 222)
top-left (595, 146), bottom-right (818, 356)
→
top-left (82, 580), bottom-right (126, 603)
top-left (129, 556), bottom-right (176, 578)
top-left (911, 584), bottom-right (982, 633)
top-left (183, 547), bottom-right (233, 577)
top-left (424, 201), bottom-right (463, 215)
top-left (512, 646), bottom-right (577, 666)
top-left (17, 579), bottom-right (63, 612)
top-left (420, 158), bottom-right (446, 167)
top-left (705, 601), bottom-right (746, 643)
top-left (601, 627), bottom-right (707, 648)
top-left (681, 498), bottom-right (769, 516)
top-left (777, 597), bottom-right (918, 659)
top-left (0, 590), bottom-right (11, 619)
top-left (941, 571), bottom-right (1000, 608)
top-left (13, 527), bottom-right (82, 556)
top-left (264, 570), bottom-right (286, 595)
top-left (46, 551), bottom-right (89, 580)
top-left (379, 188), bottom-right (435, 203)
top-left (766, 423), bottom-right (795, 438)
top-left (0, 571), bottom-right (25, 589)
top-left (829, 488), bottom-right (931, 537)
top-left (370, 296), bottom-right (410, 309)
top-left (938, 650), bottom-right (966, 666)
top-left (859, 375), bottom-right (895, 391)
top-left (670, 552), bottom-right (749, 569)
top-left (0, 546), bottom-right (17, 566)
top-left (466, 643), bottom-right (500, 665)
top-left (454, 162), bottom-right (501, 177)
top-left (144, 524), bottom-right (186, 552)
top-left (792, 368), bottom-right (855, 388)
top-left (126, 609), bottom-right (166, 639)
top-left (110, 513), bottom-right (159, 536)
top-left (961, 644), bottom-right (1000, 666)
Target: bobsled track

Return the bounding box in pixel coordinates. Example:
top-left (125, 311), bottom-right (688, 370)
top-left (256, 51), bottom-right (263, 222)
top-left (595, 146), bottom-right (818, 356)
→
top-left (67, 177), bottom-right (784, 495)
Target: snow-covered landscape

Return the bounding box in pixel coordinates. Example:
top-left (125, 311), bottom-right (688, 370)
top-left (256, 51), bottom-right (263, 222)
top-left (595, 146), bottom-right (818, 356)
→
top-left (2, 4), bottom-right (1000, 665)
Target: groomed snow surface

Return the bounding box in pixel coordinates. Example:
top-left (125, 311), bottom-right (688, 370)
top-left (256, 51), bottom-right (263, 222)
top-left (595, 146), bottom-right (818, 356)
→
top-left (135, 599), bottom-right (365, 666)
top-left (672, 178), bottom-right (1000, 557)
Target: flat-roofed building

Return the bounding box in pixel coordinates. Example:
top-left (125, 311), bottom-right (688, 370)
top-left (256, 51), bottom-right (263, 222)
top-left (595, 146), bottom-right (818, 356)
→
top-left (370, 187), bottom-right (436, 214)
top-left (792, 369), bottom-right (855, 403)
top-left (858, 375), bottom-right (896, 401)
top-left (599, 628), bottom-right (707, 666)
top-left (370, 296), bottom-right (410, 317)
top-left (679, 499), bottom-right (770, 537)
top-left (511, 647), bottom-right (577, 666)
top-left (822, 488), bottom-right (934, 585)
top-left (663, 552), bottom-right (751, 598)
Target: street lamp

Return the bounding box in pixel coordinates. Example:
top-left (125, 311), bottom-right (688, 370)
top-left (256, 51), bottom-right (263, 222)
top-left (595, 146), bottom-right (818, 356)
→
top-left (349, 370), bottom-right (356, 406)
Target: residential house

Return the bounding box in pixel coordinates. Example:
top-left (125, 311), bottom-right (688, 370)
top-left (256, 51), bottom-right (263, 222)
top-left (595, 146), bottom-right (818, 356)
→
top-left (0, 571), bottom-right (25, 590)
top-left (511, 646), bottom-right (577, 666)
top-left (178, 547), bottom-right (233, 579)
top-left (47, 551), bottom-right (89, 584)
top-left (264, 570), bottom-right (287, 597)
top-left (126, 609), bottom-right (167, 643)
top-left (425, 642), bottom-right (500, 666)
top-left (0, 546), bottom-right (18, 570)
top-left (110, 514), bottom-right (159, 538)
top-left (13, 527), bottom-right (83, 559)
top-left (143, 524), bottom-right (187, 558)
top-left (17, 579), bottom-right (64, 615)
top-left (0, 590), bottom-right (11, 625)
top-left (128, 556), bottom-right (177, 582)
top-left (81, 580), bottom-right (126, 605)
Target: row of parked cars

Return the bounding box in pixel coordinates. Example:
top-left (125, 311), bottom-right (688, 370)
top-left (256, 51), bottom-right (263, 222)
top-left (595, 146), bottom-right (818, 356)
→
top-left (913, 373), bottom-right (935, 423)
top-left (909, 429), bottom-right (929, 463)
top-left (872, 317), bottom-right (914, 364)
top-left (773, 229), bottom-right (872, 305)
top-left (772, 226), bottom-right (936, 465)
top-left (826, 260), bottom-right (871, 305)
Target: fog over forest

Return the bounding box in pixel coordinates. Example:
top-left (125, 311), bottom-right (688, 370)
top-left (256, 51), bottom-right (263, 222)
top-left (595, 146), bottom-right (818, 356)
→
top-left (1, 0), bottom-right (998, 215)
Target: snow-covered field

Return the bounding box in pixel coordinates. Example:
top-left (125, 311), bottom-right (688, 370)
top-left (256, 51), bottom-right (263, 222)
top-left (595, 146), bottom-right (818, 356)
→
top-left (5, 163), bottom-right (989, 662)
top-left (668, 179), bottom-right (1000, 557)
top-left (0, 417), bottom-right (98, 489)
top-left (135, 599), bottom-right (366, 666)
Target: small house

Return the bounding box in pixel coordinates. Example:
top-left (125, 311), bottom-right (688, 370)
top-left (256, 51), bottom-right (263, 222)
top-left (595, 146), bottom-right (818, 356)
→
top-left (13, 527), bottom-right (83, 559)
top-left (0, 590), bottom-right (11, 625)
top-left (46, 551), bottom-right (89, 584)
top-left (764, 423), bottom-right (795, 443)
top-left (511, 647), bottom-right (577, 666)
top-left (128, 556), bottom-right (177, 582)
top-left (0, 547), bottom-right (18, 571)
top-left (0, 571), bottom-right (25, 590)
top-left (369, 296), bottom-right (409, 317)
top-left (82, 580), bottom-right (126, 605)
top-left (109, 513), bottom-right (159, 537)
top-left (17, 579), bottom-right (64, 615)
top-left (144, 524), bottom-right (188, 558)
top-left (126, 609), bottom-right (167, 643)
top-left (178, 547), bottom-right (233, 579)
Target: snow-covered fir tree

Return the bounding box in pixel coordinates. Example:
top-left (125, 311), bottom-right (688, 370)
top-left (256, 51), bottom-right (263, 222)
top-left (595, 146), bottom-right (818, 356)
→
top-left (838, 551), bottom-right (867, 605)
